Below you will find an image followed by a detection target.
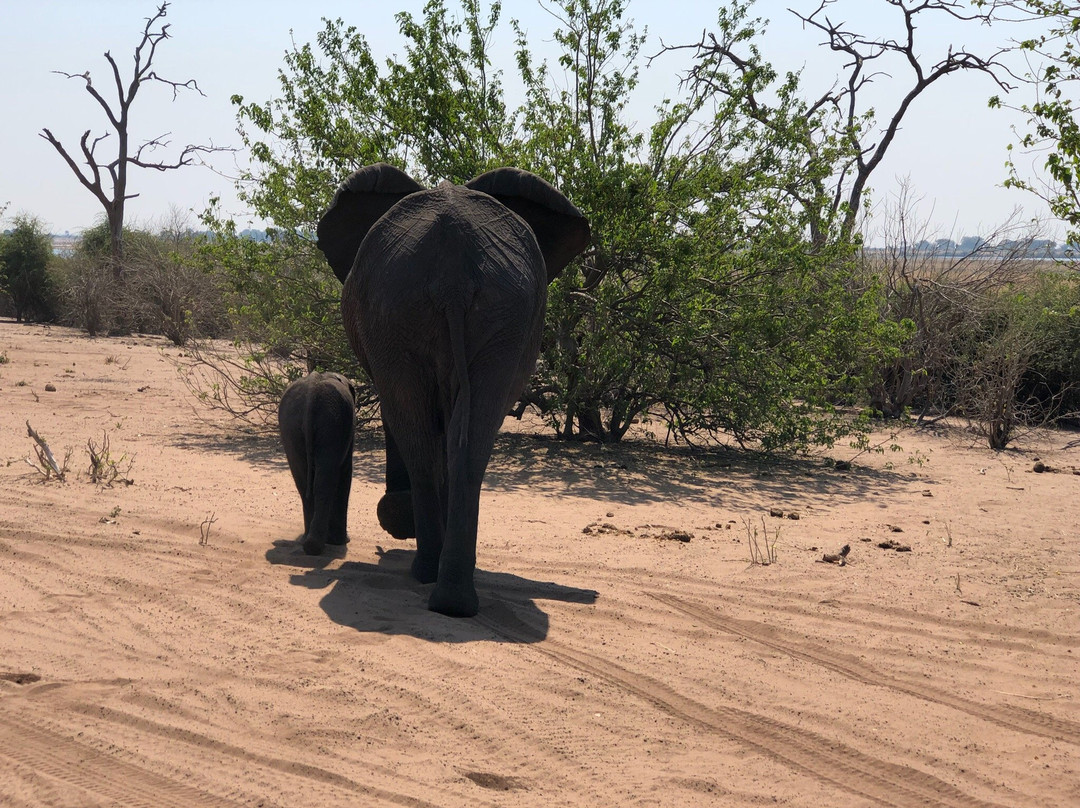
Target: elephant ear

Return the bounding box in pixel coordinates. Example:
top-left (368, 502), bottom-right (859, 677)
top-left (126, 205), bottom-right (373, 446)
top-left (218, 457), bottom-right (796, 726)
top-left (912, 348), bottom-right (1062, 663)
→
top-left (316, 164), bottom-right (426, 283)
top-left (466, 168), bottom-right (591, 281)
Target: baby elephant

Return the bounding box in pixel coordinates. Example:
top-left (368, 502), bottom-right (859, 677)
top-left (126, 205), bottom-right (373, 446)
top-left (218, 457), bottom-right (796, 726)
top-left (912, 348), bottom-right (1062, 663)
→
top-left (278, 372), bottom-right (356, 555)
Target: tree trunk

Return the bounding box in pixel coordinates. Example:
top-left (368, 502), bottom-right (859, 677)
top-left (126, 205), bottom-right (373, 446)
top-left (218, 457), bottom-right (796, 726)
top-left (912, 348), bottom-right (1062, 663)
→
top-left (109, 199), bottom-right (125, 279)
top-left (574, 407), bottom-right (606, 443)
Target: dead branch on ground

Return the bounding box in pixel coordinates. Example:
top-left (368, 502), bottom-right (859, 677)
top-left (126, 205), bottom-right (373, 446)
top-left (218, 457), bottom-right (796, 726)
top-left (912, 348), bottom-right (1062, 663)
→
top-left (24, 421), bottom-right (71, 482)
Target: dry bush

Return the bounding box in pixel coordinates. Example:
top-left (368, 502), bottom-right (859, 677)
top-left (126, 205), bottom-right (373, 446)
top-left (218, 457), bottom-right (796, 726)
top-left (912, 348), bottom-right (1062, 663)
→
top-left (86, 431), bottom-right (134, 486)
top-left (50, 213), bottom-right (230, 343)
top-left (864, 184), bottom-right (1080, 449)
top-left (177, 338), bottom-right (378, 433)
top-left (121, 213), bottom-right (230, 345)
top-left (51, 253), bottom-right (125, 337)
top-left (952, 275), bottom-right (1080, 450)
top-left (744, 516), bottom-right (779, 566)
top-left (864, 184), bottom-right (1054, 422)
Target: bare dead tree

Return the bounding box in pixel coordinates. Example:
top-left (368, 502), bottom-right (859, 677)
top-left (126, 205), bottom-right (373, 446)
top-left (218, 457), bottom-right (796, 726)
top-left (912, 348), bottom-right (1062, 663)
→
top-left (794, 0), bottom-right (1015, 236)
top-left (40, 2), bottom-right (224, 276)
top-left (659, 0), bottom-right (1015, 244)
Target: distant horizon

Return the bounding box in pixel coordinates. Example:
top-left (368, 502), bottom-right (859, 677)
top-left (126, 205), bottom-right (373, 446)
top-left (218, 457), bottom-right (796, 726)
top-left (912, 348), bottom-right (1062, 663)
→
top-left (18, 227), bottom-right (1073, 258)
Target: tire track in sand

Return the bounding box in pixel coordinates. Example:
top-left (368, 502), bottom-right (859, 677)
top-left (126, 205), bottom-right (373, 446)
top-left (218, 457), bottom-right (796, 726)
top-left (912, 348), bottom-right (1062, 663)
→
top-left (0, 711), bottom-right (242, 808)
top-left (727, 583), bottom-right (1080, 651)
top-left (650, 591), bottom-right (1080, 746)
top-left (60, 702), bottom-right (487, 808)
top-left (476, 610), bottom-right (1013, 808)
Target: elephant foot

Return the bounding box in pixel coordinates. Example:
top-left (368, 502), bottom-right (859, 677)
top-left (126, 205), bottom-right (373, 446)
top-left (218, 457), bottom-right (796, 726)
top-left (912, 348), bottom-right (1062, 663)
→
top-left (377, 490), bottom-right (415, 539)
top-left (326, 532), bottom-right (349, 546)
top-left (410, 552), bottom-right (440, 585)
top-left (428, 582), bottom-right (480, 618)
top-left (301, 534), bottom-right (326, 555)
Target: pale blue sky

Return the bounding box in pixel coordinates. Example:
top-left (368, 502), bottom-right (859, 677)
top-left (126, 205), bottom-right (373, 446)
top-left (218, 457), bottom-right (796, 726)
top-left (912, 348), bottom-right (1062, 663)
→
top-left (0, 1), bottom-right (1057, 241)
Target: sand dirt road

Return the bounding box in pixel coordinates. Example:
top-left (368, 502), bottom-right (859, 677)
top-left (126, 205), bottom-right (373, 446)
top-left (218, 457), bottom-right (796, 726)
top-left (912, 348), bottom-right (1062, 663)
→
top-left (0, 320), bottom-right (1077, 807)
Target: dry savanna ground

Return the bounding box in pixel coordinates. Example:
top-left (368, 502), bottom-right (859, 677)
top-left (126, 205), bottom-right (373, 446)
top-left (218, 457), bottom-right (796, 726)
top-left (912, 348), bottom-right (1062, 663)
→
top-left (0, 319), bottom-right (1077, 807)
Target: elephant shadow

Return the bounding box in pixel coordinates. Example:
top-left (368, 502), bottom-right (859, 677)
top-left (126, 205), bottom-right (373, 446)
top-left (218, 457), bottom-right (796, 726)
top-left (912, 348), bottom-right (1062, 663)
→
top-left (265, 540), bottom-right (597, 643)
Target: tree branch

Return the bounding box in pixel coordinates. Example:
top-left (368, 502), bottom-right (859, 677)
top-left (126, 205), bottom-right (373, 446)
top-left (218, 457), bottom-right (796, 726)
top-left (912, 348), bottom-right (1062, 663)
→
top-left (39, 128), bottom-right (110, 208)
top-left (130, 138), bottom-right (222, 170)
top-left (51, 69), bottom-right (122, 129)
top-left (146, 71), bottom-right (206, 100)
top-left (660, 0), bottom-right (1016, 240)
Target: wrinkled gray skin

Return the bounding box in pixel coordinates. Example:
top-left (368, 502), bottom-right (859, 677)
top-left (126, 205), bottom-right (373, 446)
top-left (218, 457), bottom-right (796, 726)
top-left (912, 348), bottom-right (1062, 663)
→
top-left (278, 372), bottom-right (356, 556)
top-left (317, 164), bottom-right (590, 617)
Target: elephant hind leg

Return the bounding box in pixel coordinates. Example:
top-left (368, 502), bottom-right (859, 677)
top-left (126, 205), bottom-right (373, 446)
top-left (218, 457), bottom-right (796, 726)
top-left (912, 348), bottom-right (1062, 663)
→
top-left (408, 477), bottom-right (445, 584)
top-left (379, 406), bottom-right (446, 584)
top-left (377, 426), bottom-right (415, 539)
top-left (302, 445), bottom-right (346, 555)
top-left (326, 449), bottom-right (352, 546)
top-left (427, 447), bottom-right (490, 617)
top-left (282, 435), bottom-right (314, 536)
top-left (428, 363), bottom-right (512, 618)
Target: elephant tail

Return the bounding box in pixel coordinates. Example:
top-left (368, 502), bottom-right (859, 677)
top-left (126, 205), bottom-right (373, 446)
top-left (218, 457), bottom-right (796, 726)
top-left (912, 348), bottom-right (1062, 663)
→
top-left (445, 304), bottom-right (471, 451)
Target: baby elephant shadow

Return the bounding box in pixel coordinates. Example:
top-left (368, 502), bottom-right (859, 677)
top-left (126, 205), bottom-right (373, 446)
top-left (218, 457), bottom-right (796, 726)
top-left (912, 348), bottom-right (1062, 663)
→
top-left (265, 541), bottom-right (598, 643)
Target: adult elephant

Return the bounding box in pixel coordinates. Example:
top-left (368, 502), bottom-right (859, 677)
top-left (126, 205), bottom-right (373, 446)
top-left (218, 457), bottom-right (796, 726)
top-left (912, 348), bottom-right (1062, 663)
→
top-left (317, 164), bottom-right (590, 617)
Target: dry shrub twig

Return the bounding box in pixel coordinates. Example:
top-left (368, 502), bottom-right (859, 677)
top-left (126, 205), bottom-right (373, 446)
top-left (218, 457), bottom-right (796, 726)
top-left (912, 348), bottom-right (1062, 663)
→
top-left (86, 431), bottom-right (134, 486)
top-left (199, 512), bottom-right (217, 546)
top-left (745, 516), bottom-right (779, 566)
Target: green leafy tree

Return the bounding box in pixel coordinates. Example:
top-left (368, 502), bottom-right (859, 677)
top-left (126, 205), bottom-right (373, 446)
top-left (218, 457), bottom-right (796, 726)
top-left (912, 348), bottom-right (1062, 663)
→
top-left (511, 0), bottom-right (905, 446)
top-left (206, 0), bottom-right (907, 449)
top-left (229, 0), bottom-right (508, 231)
top-left (508, 0), bottom-right (657, 440)
top-left (0, 215), bottom-right (56, 323)
top-left (201, 0), bottom-right (509, 408)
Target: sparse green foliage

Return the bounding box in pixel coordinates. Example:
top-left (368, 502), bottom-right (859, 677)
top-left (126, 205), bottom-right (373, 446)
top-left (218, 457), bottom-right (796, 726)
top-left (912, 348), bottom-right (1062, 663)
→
top-left (178, 335), bottom-right (313, 428)
top-left (981, 0), bottom-right (1080, 244)
top-left (86, 431), bottom-right (134, 486)
top-left (198, 0), bottom-right (999, 451)
top-left (197, 211), bottom-right (357, 376)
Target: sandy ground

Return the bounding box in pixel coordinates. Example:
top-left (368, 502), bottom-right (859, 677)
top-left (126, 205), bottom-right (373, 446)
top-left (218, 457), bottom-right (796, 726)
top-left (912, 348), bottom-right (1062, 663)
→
top-left (0, 318), bottom-right (1077, 808)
